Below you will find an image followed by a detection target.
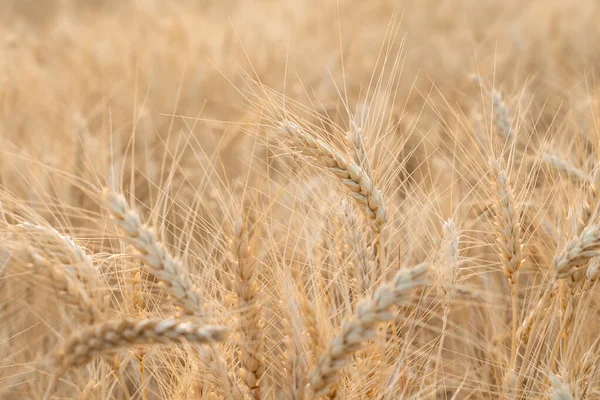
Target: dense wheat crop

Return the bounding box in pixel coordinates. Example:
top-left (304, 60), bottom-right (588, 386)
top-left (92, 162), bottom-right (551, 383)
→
top-left (1, 0), bottom-right (600, 399)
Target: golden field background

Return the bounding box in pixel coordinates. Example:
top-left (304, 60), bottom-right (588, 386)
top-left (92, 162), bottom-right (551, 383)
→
top-left (1, 0), bottom-right (600, 399)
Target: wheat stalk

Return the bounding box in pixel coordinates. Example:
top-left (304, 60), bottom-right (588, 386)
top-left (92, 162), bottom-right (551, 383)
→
top-left (309, 263), bottom-right (428, 397)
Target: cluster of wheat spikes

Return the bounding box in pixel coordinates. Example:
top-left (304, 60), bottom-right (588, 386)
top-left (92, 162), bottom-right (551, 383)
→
top-left (2, 1), bottom-right (600, 399)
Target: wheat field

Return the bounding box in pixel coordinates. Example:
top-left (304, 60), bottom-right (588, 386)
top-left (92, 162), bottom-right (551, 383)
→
top-left (1, 0), bottom-right (599, 399)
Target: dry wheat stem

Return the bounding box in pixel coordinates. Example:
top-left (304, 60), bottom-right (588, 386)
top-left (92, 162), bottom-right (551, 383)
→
top-left (231, 216), bottom-right (264, 398)
top-left (104, 189), bottom-right (203, 315)
top-left (309, 263), bottom-right (428, 397)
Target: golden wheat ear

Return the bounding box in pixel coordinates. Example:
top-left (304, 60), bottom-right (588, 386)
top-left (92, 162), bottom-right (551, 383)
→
top-left (103, 189), bottom-right (204, 316)
top-left (231, 215), bottom-right (264, 398)
top-left (280, 121), bottom-right (386, 234)
top-left (55, 318), bottom-right (227, 374)
top-left (44, 318), bottom-right (227, 399)
top-left (309, 263), bottom-right (428, 397)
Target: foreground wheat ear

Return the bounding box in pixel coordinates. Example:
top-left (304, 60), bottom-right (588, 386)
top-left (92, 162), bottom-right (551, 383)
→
top-left (54, 318), bottom-right (226, 374)
top-left (310, 262), bottom-right (429, 397)
top-left (280, 120), bottom-right (386, 234)
top-left (103, 189), bottom-right (203, 315)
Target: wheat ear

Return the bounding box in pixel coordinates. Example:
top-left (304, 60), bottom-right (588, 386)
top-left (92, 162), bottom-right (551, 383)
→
top-left (552, 224), bottom-right (600, 279)
top-left (432, 219), bottom-right (459, 391)
top-left (348, 108), bottom-right (373, 178)
top-left (309, 263), bottom-right (428, 397)
top-left (18, 245), bottom-right (102, 323)
top-left (55, 318), bottom-right (226, 374)
top-left (232, 216), bottom-right (264, 398)
top-left (518, 224), bottom-right (600, 341)
top-left (282, 120), bottom-right (387, 281)
top-left (281, 121), bottom-right (386, 234)
top-left (104, 189), bottom-right (203, 315)
top-left (342, 199), bottom-right (373, 297)
top-left (542, 153), bottom-right (586, 184)
top-left (473, 76), bottom-right (512, 139)
top-left (549, 375), bottom-right (574, 400)
top-left (281, 275), bottom-right (309, 400)
top-left (489, 158), bottom-right (524, 365)
top-left (16, 222), bottom-right (107, 318)
top-left (201, 345), bottom-right (250, 400)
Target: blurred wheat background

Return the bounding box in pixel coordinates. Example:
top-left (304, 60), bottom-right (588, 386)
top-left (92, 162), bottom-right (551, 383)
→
top-left (1, 0), bottom-right (600, 399)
